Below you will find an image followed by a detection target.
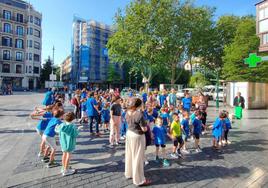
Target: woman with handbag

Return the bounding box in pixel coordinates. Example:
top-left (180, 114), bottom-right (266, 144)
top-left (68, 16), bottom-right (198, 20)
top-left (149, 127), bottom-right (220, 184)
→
top-left (124, 97), bottom-right (151, 186)
top-left (233, 92), bottom-right (245, 119)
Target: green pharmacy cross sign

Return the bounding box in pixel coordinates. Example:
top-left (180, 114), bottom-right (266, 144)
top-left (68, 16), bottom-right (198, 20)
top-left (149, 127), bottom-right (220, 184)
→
top-left (244, 53), bottom-right (268, 68)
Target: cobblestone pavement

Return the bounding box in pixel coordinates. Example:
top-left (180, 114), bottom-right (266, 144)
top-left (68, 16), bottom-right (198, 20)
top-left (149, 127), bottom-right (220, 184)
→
top-left (1, 93), bottom-right (268, 188)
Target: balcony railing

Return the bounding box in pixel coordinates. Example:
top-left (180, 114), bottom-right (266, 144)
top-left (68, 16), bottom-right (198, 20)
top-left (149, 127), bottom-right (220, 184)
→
top-left (0, 13), bottom-right (28, 24)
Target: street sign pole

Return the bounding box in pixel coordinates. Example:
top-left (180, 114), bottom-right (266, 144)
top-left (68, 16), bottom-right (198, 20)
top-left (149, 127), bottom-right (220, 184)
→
top-left (216, 71), bottom-right (219, 108)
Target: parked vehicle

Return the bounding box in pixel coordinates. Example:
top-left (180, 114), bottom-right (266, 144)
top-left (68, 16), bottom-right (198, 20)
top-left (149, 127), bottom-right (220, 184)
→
top-left (176, 88), bottom-right (195, 99)
top-left (212, 87), bottom-right (225, 101)
top-left (203, 86), bottom-right (216, 100)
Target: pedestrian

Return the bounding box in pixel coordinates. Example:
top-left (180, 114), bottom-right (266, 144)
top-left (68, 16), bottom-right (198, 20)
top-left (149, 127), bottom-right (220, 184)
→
top-left (125, 97), bottom-right (151, 186)
top-left (42, 88), bottom-right (54, 106)
top-left (42, 108), bottom-right (64, 167)
top-left (182, 92), bottom-right (192, 112)
top-left (86, 92), bottom-right (100, 136)
top-left (233, 92), bottom-right (245, 119)
top-left (192, 111), bottom-right (203, 152)
top-left (181, 111), bottom-right (190, 154)
top-left (168, 88), bottom-right (177, 108)
top-left (196, 94), bottom-right (207, 134)
top-left (109, 96), bottom-right (122, 146)
top-left (212, 111), bottom-right (227, 149)
top-left (120, 106), bottom-right (128, 139)
top-left (222, 110), bottom-right (232, 146)
top-left (71, 94), bottom-right (81, 119)
top-left (101, 102), bottom-right (111, 132)
top-left (55, 112), bottom-right (81, 176)
top-left (170, 113), bottom-right (184, 159)
top-left (152, 117), bottom-right (170, 166)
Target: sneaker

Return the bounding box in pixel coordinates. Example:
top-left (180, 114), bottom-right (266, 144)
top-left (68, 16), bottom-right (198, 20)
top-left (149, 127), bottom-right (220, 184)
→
top-left (155, 156), bottom-right (161, 163)
top-left (196, 147), bottom-right (202, 153)
top-left (176, 149), bottom-right (182, 158)
top-left (42, 156), bottom-right (49, 163)
top-left (62, 169), bottom-right (76, 176)
top-left (144, 160), bottom-right (149, 166)
top-left (181, 149), bottom-right (190, 154)
top-left (38, 152), bottom-right (43, 158)
top-left (163, 159), bottom-right (170, 167)
top-left (47, 161), bottom-right (59, 168)
top-left (120, 136), bottom-right (125, 140)
top-left (227, 140), bottom-right (231, 144)
top-left (219, 142), bottom-right (222, 146)
top-left (170, 153), bottom-right (178, 159)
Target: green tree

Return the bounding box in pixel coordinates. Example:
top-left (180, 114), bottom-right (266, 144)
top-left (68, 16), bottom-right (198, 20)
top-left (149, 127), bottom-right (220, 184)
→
top-left (107, 63), bottom-right (121, 84)
top-left (222, 16), bottom-right (267, 82)
top-left (189, 72), bottom-right (209, 88)
top-left (40, 56), bottom-right (60, 88)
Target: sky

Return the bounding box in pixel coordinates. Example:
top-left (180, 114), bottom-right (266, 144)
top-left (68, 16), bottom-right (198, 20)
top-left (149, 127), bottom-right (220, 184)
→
top-left (29, 0), bottom-right (260, 66)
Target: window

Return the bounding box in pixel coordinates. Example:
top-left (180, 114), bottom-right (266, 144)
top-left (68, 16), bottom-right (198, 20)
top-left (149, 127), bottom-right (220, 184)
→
top-left (34, 41), bottom-right (40, 49)
top-left (259, 7), bottom-right (268, 20)
top-left (34, 17), bottom-right (41, 26)
top-left (29, 66), bottom-right (32, 73)
top-left (17, 13), bottom-right (23, 23)
top-left (3, 23), bottom-right (11, 33)
top-left (29, 15), bottom-right (33, 23)
top-left (15, 39), bottom-right (24, 49)
top-left (34, 29), bottom-right (40, 38)
top-left (27, 27), bottom-right (33, 35)
top-left (29, 53), bottom-right (32, 60)
top-left (34, 54), bottom-right (40, 61)
top-left (16, 52), bottom-right (23, 61)
top-left (2, 37), bottom-right (12, 47)
top-left (3, 50), bottom-right (11, 60)
top-left (33, 66), bottom-right (39, 74)
top-left (263, 33), bottom-right (268, 45)
top-left (260, 19), bottom-right (268, 33)
top-left (26, 65), bottom-right (28, 73)
top-left (2, 64), bottom-right (10, 73)
top-left (27, 40), bottom-right (32, 48)
top-left (3, 10), bottom-right (11, 20)
top-left (16, 65), bottom-right (22, 73)
top-left (25, 53), bottom-right (28, 60)
top-left (16, 26), bottom-right (24, 36)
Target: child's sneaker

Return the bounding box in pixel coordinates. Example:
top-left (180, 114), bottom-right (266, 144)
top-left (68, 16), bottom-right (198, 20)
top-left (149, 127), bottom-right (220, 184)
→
top-left (38, 152), bottom-right (43, 158)
top-left (176, 149), bottom-right (183, 158)
top-left (47, 161), bottom-right (59, 168)
top-left (42, 156), bottom-right (49, 163)
top-left (227, 140), bottom-right (231, 144)
top-left (163, 159), bottom-right (170, 167)
top-left (181, 149), bottom-right (190, 154)
top-left (120, 136), bottom-right (125, 140)
top-left (155, 156), bottom-right (161, 163)
top-left (62, 169), bottom-right (76, 176)
top-left (170, 153), bottom-right (178, 159)
top-left (144, 160), bottom-right (149, 166)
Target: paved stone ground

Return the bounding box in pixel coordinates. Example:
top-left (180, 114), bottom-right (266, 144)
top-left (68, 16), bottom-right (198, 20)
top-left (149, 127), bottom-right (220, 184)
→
top-left (1, 93), bottom-right (268, 188)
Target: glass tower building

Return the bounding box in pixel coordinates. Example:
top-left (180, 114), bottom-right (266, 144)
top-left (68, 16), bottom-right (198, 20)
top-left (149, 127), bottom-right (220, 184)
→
top-left (71, 17), bottom-right (122, 88)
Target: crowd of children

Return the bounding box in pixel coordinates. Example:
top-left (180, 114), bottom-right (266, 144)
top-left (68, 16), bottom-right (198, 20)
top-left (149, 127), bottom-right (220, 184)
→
top-left (30, 87), bottom-right (232, 176)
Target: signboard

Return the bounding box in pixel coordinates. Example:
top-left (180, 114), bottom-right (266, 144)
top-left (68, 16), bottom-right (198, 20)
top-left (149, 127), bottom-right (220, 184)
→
top-left (244, 53), bottom-right (268, 68)
top-left (45, 81), bottom-right (63, 88)
top-left (49, 74), bottom-right (56, 81)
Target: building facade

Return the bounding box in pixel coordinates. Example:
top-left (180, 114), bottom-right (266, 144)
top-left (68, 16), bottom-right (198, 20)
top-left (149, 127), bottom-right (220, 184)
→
top-left (0, 0), bottom-right (42, 90)
top-left (71, 17), bottom-right (123, 88)
top-left (61, 55), bottom-right (71, 84)
top-left (256, 0), bottom-right (268, 52)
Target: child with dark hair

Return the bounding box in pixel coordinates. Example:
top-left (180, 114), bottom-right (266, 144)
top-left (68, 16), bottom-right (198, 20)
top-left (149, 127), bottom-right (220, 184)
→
top-left (56, 112), bottom-right (81, 176)
top-left (222, 110), bottom-right (232, 146)
top-left (42, 109), bottom-right (64, 167)
top-left (212, 111), bottom-right (227, 150)
top-left (101, 102), bottom-right (110, 132)
top-left (192, 111), bottom-right (203, 152)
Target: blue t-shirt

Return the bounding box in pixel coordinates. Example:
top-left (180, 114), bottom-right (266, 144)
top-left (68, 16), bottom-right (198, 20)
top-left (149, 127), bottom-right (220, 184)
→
top-left (86, 97), bottom-right (98, 116)
top-left (159, 95), bottom-right (167, 107)
top-left (152, 108), bottom-right (159, 119)
top-left (181, 118), bottom-right (190, 136)
top-left (160, 113), bottom-right (169, 126)
top-left (152, 125), bottom-right (167, 145)
top-left (101, 109), bottom-right (110, 122)
top-left (168, 93), bottom-right (177, 106)
top-left (212, 117), bottom-right (224, 138)
top-left (37, 112), bottom-right (53, 131)
top-left (182, 97), bottom-right (192, 111)
top-left (44, 117), bottom-right (62, 137)
top-left (142, 93), bottom-right (147, 103)
top-left (147, 114), bottom-right (155, 123)
top-left (42, 91), bottom-right (53, 106)
top-left (81, 91), bottom-right (87, 99)
top-left (224, 118), bottom-right (232, 129)
top-left (192, 118), bottom-right (202, 135)
top-left (81, 101), bottom-right (87, 111)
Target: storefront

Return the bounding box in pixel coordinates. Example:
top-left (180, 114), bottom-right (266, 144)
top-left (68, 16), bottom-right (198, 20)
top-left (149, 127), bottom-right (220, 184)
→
top-left (2, 77), bottom-right (23, 90)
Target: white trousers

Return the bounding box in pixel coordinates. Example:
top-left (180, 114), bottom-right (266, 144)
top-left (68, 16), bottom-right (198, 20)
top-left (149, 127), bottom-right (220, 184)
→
top-left (124, 130), bottom-right (146, 185)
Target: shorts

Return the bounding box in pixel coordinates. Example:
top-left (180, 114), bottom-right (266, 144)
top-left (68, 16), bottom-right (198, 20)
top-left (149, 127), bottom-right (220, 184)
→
top-left (42, 135), bottom-right (57, 150)
top-left (173, 136), bottom-right (184, 147)
top-left (81, 111), bottom-right (87, 118)
top-left (193, 133), bottom-right (200, 139)
top-left (155, 144), bottom-right (166, 148)
top-left (213, 135), bottom-right (221, 142)
top-left (36, 128), bottom-right (43, 137)
top-left (102, 120), bottom-right (109, 124)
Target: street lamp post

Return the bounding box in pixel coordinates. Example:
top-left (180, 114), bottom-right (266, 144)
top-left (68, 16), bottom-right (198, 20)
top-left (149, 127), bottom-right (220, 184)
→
top-left (216, 71), bottom-right (219, 108)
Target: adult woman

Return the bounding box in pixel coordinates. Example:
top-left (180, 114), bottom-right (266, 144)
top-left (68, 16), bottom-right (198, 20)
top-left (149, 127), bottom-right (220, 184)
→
top-left (109, 96), bottom-right (122, 145)
top-left (125, 97), bottom-right (151, 186)
top-left (233, 92), bottom-right (245, 119)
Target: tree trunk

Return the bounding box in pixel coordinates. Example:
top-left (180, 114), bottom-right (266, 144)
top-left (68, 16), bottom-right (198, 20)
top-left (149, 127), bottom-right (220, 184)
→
top-left (189, 56), bottom-right (193, 76)
top-left (171, 62), bottom-right (176, 85)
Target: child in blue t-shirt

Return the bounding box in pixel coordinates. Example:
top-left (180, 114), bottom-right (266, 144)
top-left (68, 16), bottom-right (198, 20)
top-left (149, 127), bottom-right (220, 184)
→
top-left (42, 109), bottom-right (64, 168)
top-left (181, 93), bottom-right (192, 112)
top-left (146, 107), bottom-right (155, 127)
top-left (160, 108), bottom-right (170, 128)
top-left (192, 111), bottom-right (203, 152)
top-left (79, 98), bottom-right (87, 124)
top-left (120, 107), bottom-right (128, 139)
top-left (152, 117), bottom-right (170, 167)
top-left (101, 102), bottom-right (110, 132)
top-left (212, 111), bottom-right (227, 149)
top-left (223, 110), bottom-right (232, 145)
top-left (31, 105), bottom-right (53, 157)
top-left (181, 111), bottom-right (190, 154)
